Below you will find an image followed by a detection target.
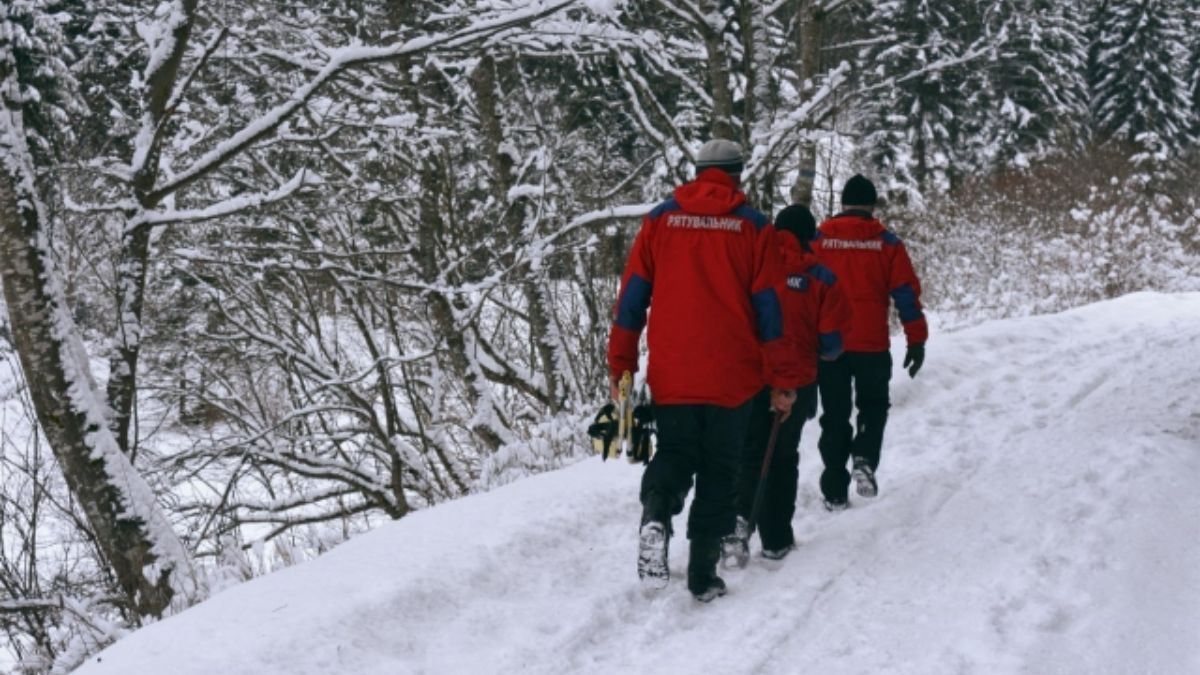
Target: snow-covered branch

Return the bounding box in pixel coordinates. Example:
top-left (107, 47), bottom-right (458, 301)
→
top-left (145, 0), bottom-right (577, 205)
top-left (137, 169), bottom-right (319, 228)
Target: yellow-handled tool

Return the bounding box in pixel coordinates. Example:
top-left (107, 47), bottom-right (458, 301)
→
top-left (615, 371), bottom-right (634, 459)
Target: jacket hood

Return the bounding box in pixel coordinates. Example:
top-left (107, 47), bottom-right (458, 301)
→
top-left (820, 211), bottom-right (886, 240)
top-left (777, 230), bottom-right (820, 270)
top-left (674, 168), bottom-right (746, 216)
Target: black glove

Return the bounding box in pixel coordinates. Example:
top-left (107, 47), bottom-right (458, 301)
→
top-left (799, 383), bottom-right (819, 420)
top-left (903, 344), bottom-right (925, 379)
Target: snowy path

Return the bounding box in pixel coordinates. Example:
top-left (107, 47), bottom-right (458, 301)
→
top-left (77, 293), bottom-right (1200, 675)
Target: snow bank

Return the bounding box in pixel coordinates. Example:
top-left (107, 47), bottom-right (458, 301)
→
top-left (76, 292), bottom-right (1200, 674)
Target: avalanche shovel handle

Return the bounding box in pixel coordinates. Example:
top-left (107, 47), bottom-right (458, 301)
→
top-left (748, 411), bottom-right (783, 534)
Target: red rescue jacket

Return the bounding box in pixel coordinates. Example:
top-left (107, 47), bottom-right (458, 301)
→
top-left (608, 169), bottom-right (802, 407)
top-left (772, 231), bottom-right (852, 387)
top-left (812, 211), bottom-right (928, 352)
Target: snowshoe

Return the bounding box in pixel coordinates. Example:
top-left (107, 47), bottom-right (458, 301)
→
top-left (637, 521), bottom-right (670, 591)
top-left (628, 402), bottom-right (655, 465)
top-left (587, 403), bottom-right (619, 460)
top-left (851, 459), bottom-right (878, 498)
top-left (720, 516), bottom-right (751, 570)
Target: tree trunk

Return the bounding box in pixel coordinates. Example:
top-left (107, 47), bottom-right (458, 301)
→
top-left (790, 0), bottom-right (826, 207)
top-left (740, 0), bottom-right (774, 206)
top-left (416, 157), bottom-right (508, 453)
top-left (0, 175), bottom-right (189, 618)
top-left (106, 0), bottom-right (198, 456)
top-left (106, 222), bottom-right (152, 458)
top-left (471, 54), bottom-right (564, 411)
top-left (702, 0), bottom-right (736, 140)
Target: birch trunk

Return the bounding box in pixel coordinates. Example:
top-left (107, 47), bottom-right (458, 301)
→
top-left (790, 0), bottom-right (826, 207)
top-left (0, 174), bottom-right (190, 618)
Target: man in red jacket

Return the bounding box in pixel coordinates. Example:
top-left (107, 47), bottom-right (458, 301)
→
top-left (812, 175), bottom-right (927, 510)
top-left (608, 139), bottom-right (800, 602)
top-left (725, 204), bottom-right (851, 566)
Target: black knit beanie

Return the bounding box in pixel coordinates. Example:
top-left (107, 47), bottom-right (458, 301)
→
top-left (841, 174), bottom-right (878, 207)
top-left (775, 204), bottom-right (817, 247)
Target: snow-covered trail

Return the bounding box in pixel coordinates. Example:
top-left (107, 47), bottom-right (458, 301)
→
top-left (77, 293), bottom-right (1200, 675)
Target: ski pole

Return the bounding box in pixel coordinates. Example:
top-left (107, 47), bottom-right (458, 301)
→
top-left (747, 410), bottom-right (783, 535)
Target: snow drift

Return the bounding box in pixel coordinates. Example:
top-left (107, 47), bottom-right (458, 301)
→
top-left (76, 292), bottom-right (1200, 674)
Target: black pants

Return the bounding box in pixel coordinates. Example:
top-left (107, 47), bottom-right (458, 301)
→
top-left (735, 387), bottom-right (811, 551)
top-left (640, 397), bottom-right (754, 541)
top-left (817, 351), bottom-right (892, 502)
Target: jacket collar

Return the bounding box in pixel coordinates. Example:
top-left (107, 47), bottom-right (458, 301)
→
top-left (695, 167), bottom-right (739, 188)
top-left (835, 209), bottom-right (875, 219)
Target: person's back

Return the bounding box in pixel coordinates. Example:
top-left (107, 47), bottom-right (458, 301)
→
top-left (724, 204), bottom-right (851, 569)
top-left (813, 210), bottom-right (925, 351)
top-left (775, 229), bottom-right (849, 373)
top-left (613, 168), bottom-right (782, 406)
top-left (607, 139), bottom-right (799, 602)
top-left (809, 175), bottom-right (927, 510)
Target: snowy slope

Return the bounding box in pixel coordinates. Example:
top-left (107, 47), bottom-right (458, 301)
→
top-left (76, 292), bottom-right (1200, 675)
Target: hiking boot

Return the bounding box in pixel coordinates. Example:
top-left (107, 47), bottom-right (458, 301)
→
top-left (720, 516), bottom-right (751, 570)
top-left (690, 574), bottom-right (727, 602)
top-left (823, 497), bottom-right (850, 512)
top-left (852, 458), bottom-right (878, 498)
top-left (687, 538), bottom-right (727, 602)
top-left (637, 521), bottom-right (670, 591)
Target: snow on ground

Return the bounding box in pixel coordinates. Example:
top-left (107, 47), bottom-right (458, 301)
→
top-left (76, 292), bottom-right (1200, 675)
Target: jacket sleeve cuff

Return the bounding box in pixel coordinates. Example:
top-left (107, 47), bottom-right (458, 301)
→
top-left (607, 326), bottom-right (641, 379)
top-left (818, 331), bottom-right (844, 361)
top-left (903, 318), bottom-right (929, 346)
top-left (763, 371), bottom-right (807, 391)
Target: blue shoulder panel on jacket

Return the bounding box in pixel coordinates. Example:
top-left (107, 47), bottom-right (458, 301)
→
top-left (750, 288), bottom-right (784, 342)
top-left (733, 204), bottom-right (770, 231)
top-left (616, 274), bottom-right (653, 331)
top-left (890, 283), bottom-right (924, 323)
top-left (648, 198), bottom-right (680, 219)
top-left (805, 263), bottom-right (837, 286)
top-left (881, 230), bottom-right (903, 246)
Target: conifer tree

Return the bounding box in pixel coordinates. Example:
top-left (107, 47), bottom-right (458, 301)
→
top-left (974, 0), bottom-right (1090, 168)
top-left (1088, 0), bottom-right (1192, 156)
top-left (858, 0), bottom-right (976, 198)
top-left (1189, 11), bottom-right (1200, 139)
